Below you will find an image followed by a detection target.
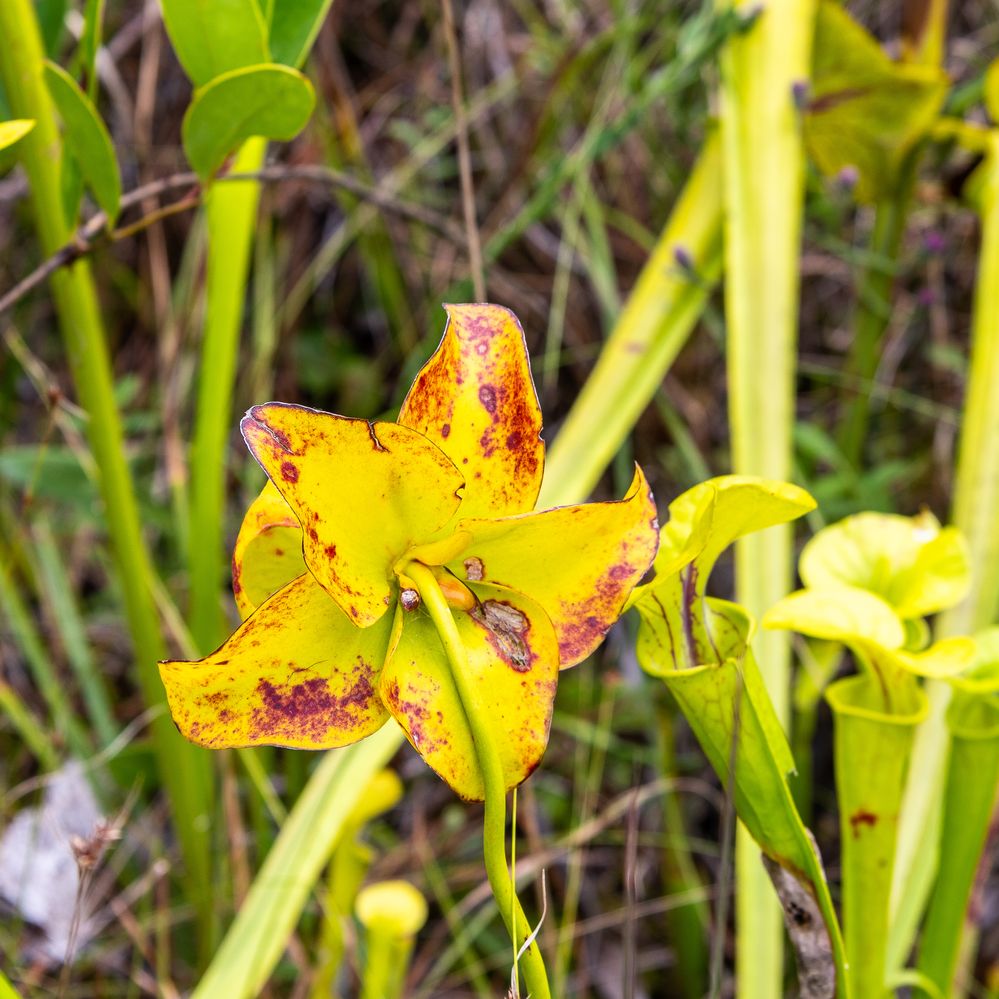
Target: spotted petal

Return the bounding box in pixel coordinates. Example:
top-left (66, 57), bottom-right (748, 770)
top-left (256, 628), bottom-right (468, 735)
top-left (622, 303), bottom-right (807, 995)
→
top-left (448, 465), bottom-right (659, 668)
top-left (231, 479), bottom-right (305, 619)
top-left (159, 573), bottom-right (393, 748)
top-left (398, 304), bottom-right (544, 519)
top-left (242, 402), bottom-right (464, 626)
top-left (378, 583), bottom-right (559, 800)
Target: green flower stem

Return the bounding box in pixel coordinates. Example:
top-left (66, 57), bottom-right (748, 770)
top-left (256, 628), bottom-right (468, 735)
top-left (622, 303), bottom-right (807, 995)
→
top-left (0, 0), bottom-right (214, 949)
top-left (407, 562), bottom-right (552, 999)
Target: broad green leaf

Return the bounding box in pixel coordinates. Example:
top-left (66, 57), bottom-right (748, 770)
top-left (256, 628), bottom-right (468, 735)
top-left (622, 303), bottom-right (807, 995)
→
top-left (160, 0), bottom-right (269, 86)
top-left (826, 673), bottom-right (927, 998)
top-left (36, 0), bottom-right (68, 55)
top-left (43, 61), bottom-right (121, 221)
top-left (805, 0), bottom-right (947, 202)
top-left (0, 118), bottom-right (34, 152)
top-left (268, 0), bottom-right (336, 68)
top-left (241, 402), bottom-right (462, 627)
top-left (192, 726), bottom-right (403, 999)
top-left (398, 304), bottom-right (545, 520)
top-left (799, 511), bottom-right (970, 619)
top-left (181, 64), bottom-right (315, 180)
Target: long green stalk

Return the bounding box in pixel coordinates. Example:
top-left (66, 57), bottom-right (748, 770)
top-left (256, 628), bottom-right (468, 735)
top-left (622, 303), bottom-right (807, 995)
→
top-left (537, 131), bottom-right (723, 507)
top-left (716, 3), bottom-right (815, 994)
top-left (187, 138), bottom-right (267, 653)
top-left (902, 134), bottom-right (999, 992)
top-left (408, 562), bottom-right (551, 999)
top-left (0, 0), bottom-right (213, 944)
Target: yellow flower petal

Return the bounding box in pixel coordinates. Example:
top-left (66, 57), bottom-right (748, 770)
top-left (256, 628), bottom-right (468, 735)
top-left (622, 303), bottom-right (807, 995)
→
top-left (397, 304), bottom-right (545, 519)
top-left (231, 479), bottom-right (305, 619)
top-left (159, 573), bottom-right (393, 748)
top-left (241, 402), bottom-right (464, 627)
top-left (378, 582), bottom-right (559, 800)
top-left (449, 465), bottom-right (659, 669)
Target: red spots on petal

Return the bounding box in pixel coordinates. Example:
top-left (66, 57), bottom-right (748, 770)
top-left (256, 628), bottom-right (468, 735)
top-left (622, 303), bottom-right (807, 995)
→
top-left (324, 544), bottom-right (337, 559)
top-left (249, 664), bottom-right (377, 744)
top-left (506, 430), bottom-right (522, 451)
top-left (308, 527), bottom-right (319, 542)
top-left (478, 384), bottom-right (498, 415)
top-left (280, 461), bottom-right (299, 483)
top-left (849, 809), bottom-right (878, 838)
top-left (441, 422), bottom-right (451, 438)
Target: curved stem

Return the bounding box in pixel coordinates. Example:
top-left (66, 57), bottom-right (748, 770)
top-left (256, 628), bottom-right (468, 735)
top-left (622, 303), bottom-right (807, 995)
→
top-left (407, 562), bottom-right (551, 999)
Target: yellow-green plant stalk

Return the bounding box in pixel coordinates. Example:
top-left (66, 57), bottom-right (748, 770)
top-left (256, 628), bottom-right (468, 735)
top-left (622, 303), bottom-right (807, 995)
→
top-left (907, 133), bottom-right (999, 993)
top-left (917, 661), bottom-right (999, 997)
top-left (188, 137), bottom-right (267, 651)
top-left (538, 131), bottom-right (722, 507)
top-left (0, 0), bottom-right (213, 939)
top-left (716, 2), bottom-right (815, 992)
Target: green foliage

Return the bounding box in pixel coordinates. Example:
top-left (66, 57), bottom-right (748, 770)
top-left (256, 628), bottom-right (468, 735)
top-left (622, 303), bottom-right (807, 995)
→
top-left (160, 0), bottom-right (269, 86)
top-left (181, 64), bottom-right (314, 180)
top-left (43, 60), bottom-right (121, 221)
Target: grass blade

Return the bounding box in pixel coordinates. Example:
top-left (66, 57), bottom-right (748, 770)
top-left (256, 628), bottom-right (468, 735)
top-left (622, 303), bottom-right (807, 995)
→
top-left (192, 725), bottom-right (404, 999)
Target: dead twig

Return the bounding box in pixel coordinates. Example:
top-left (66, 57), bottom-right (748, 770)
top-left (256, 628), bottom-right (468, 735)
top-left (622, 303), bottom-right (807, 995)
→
top-left (0, 164), bottom-right (467, 319)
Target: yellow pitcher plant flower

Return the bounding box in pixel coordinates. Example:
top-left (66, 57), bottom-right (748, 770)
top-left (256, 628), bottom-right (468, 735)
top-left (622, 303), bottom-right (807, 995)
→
top-left (159, 304), bottom-right (659, 802)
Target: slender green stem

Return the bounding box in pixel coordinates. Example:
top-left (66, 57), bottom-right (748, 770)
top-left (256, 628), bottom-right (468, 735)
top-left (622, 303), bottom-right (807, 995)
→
top-left (0, 0), bottom-right (214, 950)
top-left (188, 138), bottom-right (267, 653)
top-left (407, 562), bottom-right (552, 999)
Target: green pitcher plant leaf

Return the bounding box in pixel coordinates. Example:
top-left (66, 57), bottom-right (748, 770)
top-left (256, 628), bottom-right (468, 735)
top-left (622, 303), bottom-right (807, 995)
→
top-left (0, 117), bottom-right (34, 153)
top-left (268, 0), bottom-right (336, 69)
top-left (160, 304), bottom-right (659, 800)
top-left (630, 477), bottom-right (850, 996)
top-left (805, 0), bottom-right (947, 203)
top-left (798, 511), bottom-right (971, 621)
top-left (181, 64), bottom-right (315, 180)
top-left (160, 0), bottom-right (269, 86)
top-left (42, 60), bottom-right (121, 222)
top-left (917, 628), bottom-right (999, 995)
top-left (825, 673), bottom-right (928, 999)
